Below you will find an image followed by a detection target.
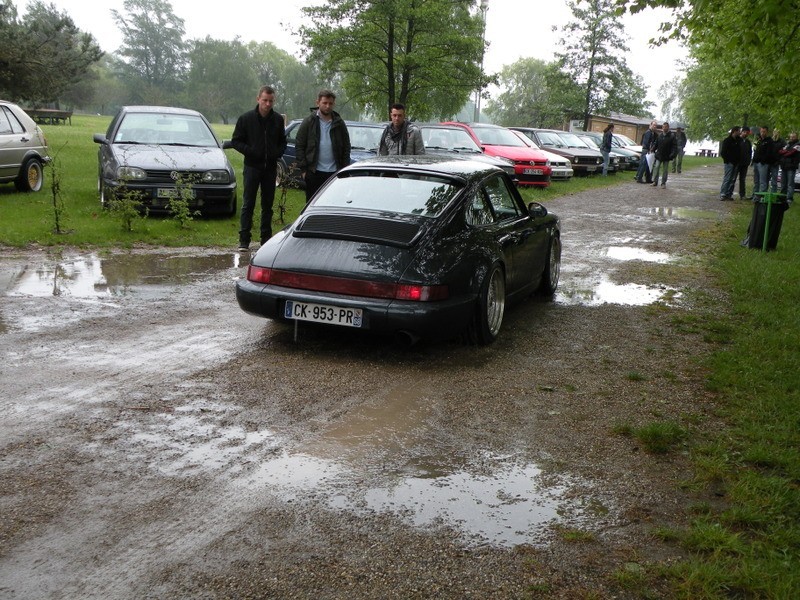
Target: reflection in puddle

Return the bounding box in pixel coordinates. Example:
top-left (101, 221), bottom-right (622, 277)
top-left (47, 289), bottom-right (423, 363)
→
top-left (557, 276), bottom-right (679, 306)
top-left (644, 206), bottom-right (720, 220)
top-left (332, 457), bottom-right (567, 547)
top-left (606, 246), bottom-right (671, 263)
top-left (5, 251), bottom-right (241, 299)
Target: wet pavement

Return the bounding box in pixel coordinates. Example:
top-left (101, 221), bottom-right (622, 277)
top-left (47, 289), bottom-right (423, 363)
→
top-left (1, 165), bottom-right (731, 598)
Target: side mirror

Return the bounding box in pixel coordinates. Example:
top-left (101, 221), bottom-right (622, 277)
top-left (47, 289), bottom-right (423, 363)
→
top-left (92, 133), bottom-right (108, 145)
top-left (528, 202), bottom-right (548, 218)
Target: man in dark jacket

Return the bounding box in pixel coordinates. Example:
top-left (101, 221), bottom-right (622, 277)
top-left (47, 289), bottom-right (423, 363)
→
top-left (635, 120), bottom-right (658, 183)
top-left (295, 90), bottom-right (351, 203)
top-left (778, 131), bottom-right (800, 204)
top-left (231, 85), bottom-right (287, 251)
top-left (737, 126), bottom-right (753, 199)
top-left (651, 122), bottom-right (678, 187)
top-left (752, 126), bottom-right (776, 196)
top-left (719, 126), bottom-right (741, 200)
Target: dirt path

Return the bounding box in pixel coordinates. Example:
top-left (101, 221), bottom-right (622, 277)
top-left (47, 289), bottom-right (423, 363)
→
top-left (1, 165), bottom-right (731, 599)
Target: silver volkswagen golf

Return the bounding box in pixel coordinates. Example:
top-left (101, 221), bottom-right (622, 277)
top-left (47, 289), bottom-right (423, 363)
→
top-left (0, 100), bottom-right (50, 192)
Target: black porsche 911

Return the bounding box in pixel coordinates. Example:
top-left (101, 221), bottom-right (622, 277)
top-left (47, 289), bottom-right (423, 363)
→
top-left (235, 155), bottom-right (561, 344)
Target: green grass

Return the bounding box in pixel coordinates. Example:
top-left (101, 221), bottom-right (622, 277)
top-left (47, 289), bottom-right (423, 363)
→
top-left (0, 114), bottom-right (308, 248)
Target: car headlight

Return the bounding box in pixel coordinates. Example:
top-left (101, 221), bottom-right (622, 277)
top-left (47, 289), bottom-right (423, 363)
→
top-left (202, 170), bottom-right (230, 183)
top-left (116, 166), bottom-right (146, 181)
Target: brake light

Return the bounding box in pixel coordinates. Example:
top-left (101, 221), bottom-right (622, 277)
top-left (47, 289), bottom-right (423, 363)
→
top-left (247, 267), bottom-right (448, 301)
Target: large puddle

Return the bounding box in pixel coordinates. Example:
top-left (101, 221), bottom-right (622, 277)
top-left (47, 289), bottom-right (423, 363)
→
top-left (4, 251), bottom-right (244, 299)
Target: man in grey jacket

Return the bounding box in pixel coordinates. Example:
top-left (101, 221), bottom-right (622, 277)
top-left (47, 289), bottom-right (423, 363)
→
top-left (378, 103), bottom-right (425, 156)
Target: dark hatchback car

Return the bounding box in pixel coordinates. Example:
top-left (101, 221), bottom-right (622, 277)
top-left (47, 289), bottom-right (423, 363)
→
top-left (0, 100), bottom-right (50, 192)
top-left (236, 155), bottom-right (561, 345)
top-left (511, 127), bottom-right (603, 175)
top-left (277, 119), bottom-right (384, 187)
top-left (93, 106), bottom-right (237, 216)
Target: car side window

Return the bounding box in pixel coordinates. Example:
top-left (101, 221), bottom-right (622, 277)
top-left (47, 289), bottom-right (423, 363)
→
top-left (465, 190), bottom-right (495, 227)
top-left (0, 107), bottom-right (14, 135)
top-left (483, 175), bottom-right (520, 220)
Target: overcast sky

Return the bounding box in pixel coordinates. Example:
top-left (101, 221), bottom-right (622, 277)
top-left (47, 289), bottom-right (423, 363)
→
top-left (22, 0), bottom-right (687, 119)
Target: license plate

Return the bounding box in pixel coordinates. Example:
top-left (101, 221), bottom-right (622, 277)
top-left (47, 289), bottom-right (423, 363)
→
top-left (284, 300), bottom-right (363, 327)
top-left (523, 168), bottom-right (543, 175)
top-left (586, 166), bottom-right (597, 172)
top-left (157, 188), bottom-right (195, 199)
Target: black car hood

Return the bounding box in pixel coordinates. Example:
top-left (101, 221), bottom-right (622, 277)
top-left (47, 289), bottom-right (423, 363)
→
top-left (111, 144), bottom-right (229, 170)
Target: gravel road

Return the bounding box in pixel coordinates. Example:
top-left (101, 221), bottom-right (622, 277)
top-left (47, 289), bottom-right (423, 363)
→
top-left (1, 164), bottom-right (732, 599)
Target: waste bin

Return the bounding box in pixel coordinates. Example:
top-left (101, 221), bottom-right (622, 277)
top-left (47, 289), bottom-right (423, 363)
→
top-left (744, 192), bottom-right (789, 251)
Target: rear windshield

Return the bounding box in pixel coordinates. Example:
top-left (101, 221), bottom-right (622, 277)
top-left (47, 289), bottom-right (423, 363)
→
top-left (314, 171), bottom-right (463, 217)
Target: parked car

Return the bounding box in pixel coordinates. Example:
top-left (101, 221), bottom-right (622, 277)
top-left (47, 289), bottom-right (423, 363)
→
top-left (418, 123), bottom-right (517, 179)
top-left (236, 155), bottom-right (561, 345)
top-left (440, 122), bottom-right (552, 187)
top-left (511, 127), bottom-right (602, 175)
top-left (276, 119), bottom-right (384, 188)
top-left (509, 129), bottom-right (574, 180)
top-left (580, 131), bottom-right (639, 171)
top-left (614, 133), bottom-right (643, 154)
top-left (93, 106), bottom-right (237, 216)
top-left (0, 100), bottom-right (50, 192)
top-left (574, 133), bottom-right (623, 173)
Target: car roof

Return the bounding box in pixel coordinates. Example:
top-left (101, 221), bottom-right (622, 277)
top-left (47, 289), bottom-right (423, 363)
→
top-left (118, 105), bottom-right (204, 117)
top-left (339, 154), bottom-right (503, 180)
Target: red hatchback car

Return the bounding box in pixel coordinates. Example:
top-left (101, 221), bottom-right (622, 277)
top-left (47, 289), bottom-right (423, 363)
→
top-left (441, 122), bottom-right (551, 187)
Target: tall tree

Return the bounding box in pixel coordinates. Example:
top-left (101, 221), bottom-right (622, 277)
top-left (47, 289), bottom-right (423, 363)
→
top-left (185, 37), bottom-right (256, 124)
top-left (484, 59), bottom-right (583, 128)
top-left (0, 0), bottom-right (102, 104)
top-left (615, 0), bottom-right (799, 134)
top-left (298, 0), bottom-right (486, 120)
top-left (111, 0), bottom-right (187, 101)
top-left (556, 0), bottom-right (650, 125)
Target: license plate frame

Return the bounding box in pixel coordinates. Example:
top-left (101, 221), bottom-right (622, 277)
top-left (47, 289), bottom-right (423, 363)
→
top-left (156, 188), bottom-right (195, 199)
top-left (284, 300), bottom-right (363, 328)
top-left (523, 168), bottom-right (544, 175)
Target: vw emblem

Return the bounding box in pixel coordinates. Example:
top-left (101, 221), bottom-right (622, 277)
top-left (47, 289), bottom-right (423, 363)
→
top-left (170, 171), bottom-right (180, 180)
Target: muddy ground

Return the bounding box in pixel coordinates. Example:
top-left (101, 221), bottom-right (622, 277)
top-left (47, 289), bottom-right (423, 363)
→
top-left (1, 165), bottom-right (734, 599)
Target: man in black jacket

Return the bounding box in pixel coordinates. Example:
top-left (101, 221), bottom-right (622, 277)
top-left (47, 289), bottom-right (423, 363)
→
top-left (231, 85), bottom-right (287, 251)
top-left (295, 90), bottom-right (351, 203)
top-left (719, 126), bottom-right (741, 200)
top-left (737, 126), bottom-right (753, 199)
top-left (651, 122), bottom-right (678, 187)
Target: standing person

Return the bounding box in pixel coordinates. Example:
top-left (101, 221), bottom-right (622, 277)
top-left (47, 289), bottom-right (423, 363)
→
top-left (719, 126), bottom-right (741, 201)
top-left (778, 132), bottom-right (800, 204)
top-left (737, 126), bottom-right (753, 199)
top-left (671, 125), bottom-right (687, 173)
top-left (600, 123), bottom-right (614, 176)
top-left (231, 85), bottom-right (287, 252)
top-left (635, 120), bottom-right (658, 183)
top-left (651, 122), bottom-right (678, 187)
top-left (752, 126), bottom-right (774, 196)
top-left (378, 103), bottom-right (425, 156)
top-left (769, 128), bottom-right (784, 193)
top-left (295, 89), bottom-right (351, 203)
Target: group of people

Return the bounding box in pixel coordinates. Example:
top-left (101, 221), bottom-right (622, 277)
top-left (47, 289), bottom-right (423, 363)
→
top-left (719, 125), bottom-right (799, 203)
top-left (229, 86), bottom-right (424, 251)
top-left (634, 120), bottom-right (685, 187)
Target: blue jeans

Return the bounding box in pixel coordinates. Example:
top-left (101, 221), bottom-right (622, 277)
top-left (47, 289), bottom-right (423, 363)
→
top-left (720, 162), bottom-right (737, 198)
top-left (652, 159), bottom-right (670, 184)
top-left (635, 153), bottom-right (651, 181)
top-left (239, 162), bottom-right (278, 246)
top-left (768, 164), bottom-right (779, 192)
top-left (601, 149), bottom-right (610, 176)
top-left (754, 162), bottom-right (770, 195)
top-left (781, 168), bottom-right (796, 202)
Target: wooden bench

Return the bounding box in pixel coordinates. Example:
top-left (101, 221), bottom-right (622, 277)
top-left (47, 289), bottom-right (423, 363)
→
top-left (25, 108), bottom-right (73, 125)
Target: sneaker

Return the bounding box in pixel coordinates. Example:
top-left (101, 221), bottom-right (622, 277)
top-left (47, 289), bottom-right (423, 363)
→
top-left (660, 183), bottom-right (666, 187)
top-left (238, 245), bottom-right (250, 252)
top-left (651, 183), bottom-right (657, 187)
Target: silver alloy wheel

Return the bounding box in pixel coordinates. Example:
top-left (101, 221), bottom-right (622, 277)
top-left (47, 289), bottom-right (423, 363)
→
top-left (547, 235), bottom-right (561, 291)
top-left (486, 267), bottom-right (506, 337)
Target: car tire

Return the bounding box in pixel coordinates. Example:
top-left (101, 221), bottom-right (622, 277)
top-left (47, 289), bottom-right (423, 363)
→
top-left (227, 194), bottom-right (237, 217)
top-left (14, 158), bottom-right (44, 192)
top-left (537, 233), bottom-right (561, 296)
top-left (99, 179), bottom-right (109, 207)
top-left (468, 263), bottom-right (505, 345)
